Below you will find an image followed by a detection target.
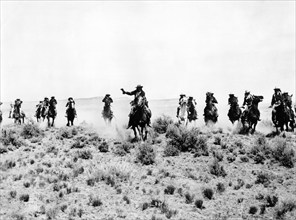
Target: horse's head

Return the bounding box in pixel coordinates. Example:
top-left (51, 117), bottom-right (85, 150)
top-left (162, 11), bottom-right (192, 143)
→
top-left (252, 95), bottom-right (263, 105)
top-left (180, 97), bottom-right (188, 106)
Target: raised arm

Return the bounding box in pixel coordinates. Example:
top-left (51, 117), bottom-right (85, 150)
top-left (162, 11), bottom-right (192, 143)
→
top-left (121, 88), bottom-right (135, 96)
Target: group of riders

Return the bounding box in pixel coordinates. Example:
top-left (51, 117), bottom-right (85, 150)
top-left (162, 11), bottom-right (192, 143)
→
top-left (0, 85), bottom-right (295, 135)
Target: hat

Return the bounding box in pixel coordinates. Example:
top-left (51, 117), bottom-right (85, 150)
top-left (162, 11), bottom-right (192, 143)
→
top-left (106, 94), bottom-right (110, 97)
top-left (274, 88), bottom-right (281, 91)
top-left (51, 96), bottom-right (55, 99)
top-left (229, 94), bottom-right (234, 97)
top-left (136, 85), bottom-right (143, 88)
top-left (180, 94), bottom-right (186, 97)
top-left (188, 96), bottom-right (193, 100)
top-left (245, 90), bottom-right (250, 94)
top-left (68, 97), bottom-right (73, 101)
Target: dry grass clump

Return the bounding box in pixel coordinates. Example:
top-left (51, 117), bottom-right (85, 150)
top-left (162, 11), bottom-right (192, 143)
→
top-left (184, 192), bottom-right (195, 204)
top-left (166, 124), bottom-right (208, 155)
top-left (19, 194), bottom-right (29, 202)
top-left (152, 115), bottom-right (174, 134)
top-left (98, 141), bottom-right (109, 152)
top-left (0, 126), bottom-right (24, 147)
top-left (113, 142), bottom-right (134, 156)
top-left (249, 206), bottom-right (258, 214)
top-left (163, 144), bottom-right (180, 157)
top-left (209, 159), bottom-right (227, 177)
top-left (274, 199), bottom-right (296, 219)
top-left (266, 194), bottom-right (278, 207)
top-left (89, 196), bottom-right (103, 207)
top-left (203, 187), bottom-right (214, 200)
top-left (271, 137), bottom-right (295, 168)
top-left (249, 135), bottom-right (272, 164)
top-left (20, 120), bottom-right (44, 139)
top-left (136, 143), bottom-right (156, 165)
top-left (76, 150), bottom-right (93, 160)
top-left (195, 199), bottom-right (204, 209)
top-left (164, 185), bottom-right (176, 195)
top-left (255, 172), bottom-right (271, 187)
top-left (216, 182), bottom-right (226, 193)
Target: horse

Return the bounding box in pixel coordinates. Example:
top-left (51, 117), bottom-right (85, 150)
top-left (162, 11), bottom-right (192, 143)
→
top-left (128, 96), bottom-right (151, 141)
top-left (12, 106), bottom-right (25, 124)
top-left (187, 100), bottom-right (198, 124)
top-left (177, 97), bottom-right (188, 126)
top-left (227, 95), bottom-right (242, 124)
top-left (102, 99), bottom-right (113, 125)
top-left (203, 92), bottom-right (218, 125)
top-left (273, 93), bottom-right (294, 132)
top-left (46, 103), bottom-right (57, 127)
top-left (35, 105), bottom-right (43, 122)
top-left (241, 95), bottom-right (263, 134)
top-left (66, 101), bottom-right (76, 127)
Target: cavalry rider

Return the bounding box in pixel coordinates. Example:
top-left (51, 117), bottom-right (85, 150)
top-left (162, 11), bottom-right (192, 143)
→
top-left (187, 96), bottom-right (197, 120)
top-left (13, 99), bottom-right (23, 116)
top-left (176, 94), bottom-right (186, 118)
top-left (49, 96), bottom-right (58, 115)
top-left (269, 88), bottom-right (282, 124)
top-left (121, 85), bottom-right (151, 128)
top-left (228, 94), bottom-right (238, 105)
top-left (43, 97), bottom-right (50, 107)
top-left (102, 94), bottom-right (113, 105)
top-left (241, 91), bottom-right (254, 118)
top-left (65, 97), bottom-right (77, 118)
top-left (35, 101), bottom-right (43, 117)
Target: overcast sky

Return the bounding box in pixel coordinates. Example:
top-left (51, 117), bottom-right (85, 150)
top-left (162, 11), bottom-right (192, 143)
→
top-left (1, 1), bottom-right (295, 104)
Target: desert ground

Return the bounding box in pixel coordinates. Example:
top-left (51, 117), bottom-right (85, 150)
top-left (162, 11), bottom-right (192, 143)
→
top-left (0, 98), bottom-right (296, 220)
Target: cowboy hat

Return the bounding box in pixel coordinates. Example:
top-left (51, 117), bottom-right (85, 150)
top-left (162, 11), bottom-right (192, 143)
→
top-left (136, 85), bottom-right (143, 88)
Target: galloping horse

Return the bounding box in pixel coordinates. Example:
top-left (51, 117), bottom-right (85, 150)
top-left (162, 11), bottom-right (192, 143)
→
top-left (128, 96), bottom-right (151, 141)
top-left (273, 92), bottom-right (294, 132)
top-left (204, 92), bottom-right (218, 125)
top-left (46, 102), bottom-right (57, 127)
top-left (177, 97), bottom-right (188, 125)
top-left (241, 95), bottom-right (263, 134)
top-left (66, 101), bottom-right (76, 127)
top-left (12, 105), bottom-right (25, 124)
top-left (102, 99), bottom-right (113, 125)
top-left (227, 95), bottom-right (242, 124)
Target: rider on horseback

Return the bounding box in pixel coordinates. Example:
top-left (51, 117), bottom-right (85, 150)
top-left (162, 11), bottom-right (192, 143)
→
top-left (49, 96), bottom-right (58, 116)
top-left (66, 97), bottom-right (77, 118)
top-left (102, 94), bottom-right (113, 104)
top-left (269, 88), bottom-right (283, 124)
top-left (35, 101), bottom-right (43, 117)
top-left (187, 96), bottom-right (197, 120)
top-left (228, 94), bottom-right (238, 105)
top-left (176, 94), bottom-right (186, 118)
top-left (13, 99), bottom-right (23, 117)
top-left (121, 85), bottom-right (151, 128)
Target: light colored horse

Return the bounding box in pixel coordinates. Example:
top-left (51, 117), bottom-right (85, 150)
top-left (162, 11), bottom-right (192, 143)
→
top-left (178, 97), bottom-right (188, 126)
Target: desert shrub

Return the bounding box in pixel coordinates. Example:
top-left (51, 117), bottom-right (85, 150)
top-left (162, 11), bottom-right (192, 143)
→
top-left (160, 202), bottom-right (177, 219)
top-left (76, 150), bottom-right (93, 160)
top-left (4, 160), bottom-right (16, 169)
top-left (184, 192), bottom-right (194, 204)
top-left (255, 172), bottom-right (270, 187)
top-left (213, 136), bottom-right (221, 145)
top-left (123, 195), bottom-right (130, 204)
top-left (274, 199), bottom-right (296, 219)
top-left (271, 137), bottom-right (295, 168)
top-left (195, 199), bottom-right (204, 209)
top-left (0, 127), bottom-right (24, 147)
top-left (227, 154), bottom-right (236, 163)
top-left (136, 143), bottom-right (156, 165)
top-left (213, 150), bottom-right (223, 161)
top-left (164, 185), bottom-right (175, 195)
top-left (86, 178), bottom-right (95, 186)
top-left (233, 178), bottom-right (245, 190)
top-left (113, 142), bottom-right (134, 156)
top-left (153, 115), bottom-right (174, 134)
top-left (23, 182), bottom-right (30, 188)
top-left (98, 141), bottom-right (109, 152)
top-left (266, 195), bottom-right (278, 207)
top-left (89, 196), bottom-right (102, 207)
top-left (249, 135), bottom-right (272, 163)
top-left (73, 166), bottom-right (84, 177)
top-left (249, 206), bottom-right (258, 214)
top-left (260, 204), bottom-right (266, 215)
top-left (209, 159), bottom-right (227, 177)
top-left (9, 190), bottom-right (17, 198)
top-left (166, 125), bottom-right (207, 155)
top-left (163, 145), bottom-right (180, 157)
top-left (19, 194), bottom-right (29, 202)
top-left (57, 127), bottom-right (74, 139)
top-left (203, 188), bottom-right (214, 200)
top-left (142, 202), bottom-right (150, 210)
top-left (216, 182), bottom-right (225, 193)
top-left (21, 121), bottom-right (43, 139)
top-left (240, 155), bottom-right (249, 162)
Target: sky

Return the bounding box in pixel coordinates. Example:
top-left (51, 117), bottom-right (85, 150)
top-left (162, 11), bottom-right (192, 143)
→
top-left (0, 1), bottom-right (295, 105)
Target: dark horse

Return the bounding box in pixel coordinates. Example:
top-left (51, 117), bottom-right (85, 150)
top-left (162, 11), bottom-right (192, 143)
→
top-left (273, 93), bottom-right (294, 132)
top-left (35, 105), bottom-right (43, 122)
top-left (13, 106), bottom-right (25, 124)
top-left (128, 96), bottom-right (151, 141)
top-left (46, 103), bottom-right (57, 127)
top-left (102, 100), bottom-right (113, 125)
top-left (241, 95), bottom-right (263, 134)
top-left (66, 102), bottom-right (76, 127)
top-left (227, 95), bottom-right (242, 124)
top-left (204, 92), bottom-right (218, 125)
